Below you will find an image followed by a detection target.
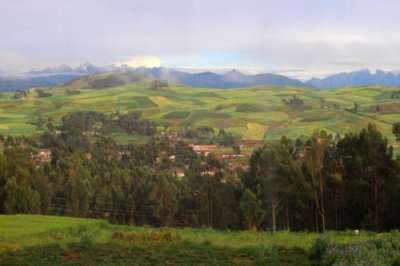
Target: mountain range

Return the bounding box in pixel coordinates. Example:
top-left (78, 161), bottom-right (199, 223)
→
top-left (306, 69), bottom-right (400, 88)
top-left (2, 63), bottom-right (400, 91)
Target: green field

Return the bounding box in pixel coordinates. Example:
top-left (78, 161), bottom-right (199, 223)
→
top-left (2, 215), bottom-right (398, 265)
top-left (0, 75), bottom-right (399, 146)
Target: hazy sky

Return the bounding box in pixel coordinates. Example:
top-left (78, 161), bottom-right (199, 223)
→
top-left (2, 0), bottom-right (400, 79)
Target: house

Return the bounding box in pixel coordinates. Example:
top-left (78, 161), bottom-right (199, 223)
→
top-left (215, 153), bottom-right (245, 160)
top-left (169, 155), bottom-right (176, 162)
top-left (117, 151), bottom-right (131, 160)
top-left (170, 167), bottom-right (185, 178)
top-left (189, 144), bottom-right (217, 156)
top-left (31, 149), bottom-right (52, 164)
top-left (200, 169), bottom-right (217, 176)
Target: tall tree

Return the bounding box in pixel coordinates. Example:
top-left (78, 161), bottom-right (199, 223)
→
top-left (240, 189), bottom-right (265, 230)
top-left (393, 122), bottom-right (400, 141)
top-left (149, 173), bottom-right (178, 226)
top-left (304, 130), bottom-right (331, 233)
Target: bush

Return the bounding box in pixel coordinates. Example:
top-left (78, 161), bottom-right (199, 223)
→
top-left (77, 234), bottom-right (95, 250)
top-left (392, 257), bottom-right (400, 266)
top-left (322, 235), bottom-right (400, 266)
top-left (309, 235), bottom-right (331, 262)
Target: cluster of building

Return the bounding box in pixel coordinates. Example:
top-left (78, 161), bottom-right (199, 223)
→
top-left (28, 141), bottom-right (255, 180)
top-left (167, 143), bottom-right (250, 178)
top-left (31, 149), bottom-right (52, 164)
top-left (188, 144), bottom-right (217, 156)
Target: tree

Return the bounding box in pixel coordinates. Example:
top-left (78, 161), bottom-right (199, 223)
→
top-left (149, 174), bottom-right (178, 226)
top-left (304, 131), bottom-right (331, 233)
top-left (249, 143), bottom-right (300, 233)
top-left (393, 122), bottom-right (400, 141)
top-left (240, 189), bottom-right (265, 230)
top-left (64, 153), bottom-right (93, 217)
top-left (357, 124), bottom-right (392, 231)
top-left (3, 177), bottom-right (41, 214)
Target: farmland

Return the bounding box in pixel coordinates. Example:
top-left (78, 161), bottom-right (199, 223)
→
top-left (0, 74), bottom-right (399, 147)
top-left (2, 215), bottom-right (400, 265)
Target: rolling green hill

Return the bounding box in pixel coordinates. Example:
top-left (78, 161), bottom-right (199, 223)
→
top-left (0, 74), bottom-right (399, 146)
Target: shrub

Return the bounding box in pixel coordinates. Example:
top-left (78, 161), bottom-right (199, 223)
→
top-left (322, 235), bottom-right (400, 265)
top-left (309, 235), bottom-right (331, 262)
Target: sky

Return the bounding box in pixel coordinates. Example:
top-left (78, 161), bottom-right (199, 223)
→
top-left (1, 0), bottom-right (400, 79)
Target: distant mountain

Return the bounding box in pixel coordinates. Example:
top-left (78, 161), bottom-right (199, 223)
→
top-left (28, 64), bottom-right (74, 75)
top-left (0, 63), bottom-right (133, 91)
top-left (0, 64), bottom-right (311, 91)
top-left (27, 62), bottom-right (124, 75)
top-left (0, 74), bottom-right (80, 91)
top-left (307, 69), bottom-right (400, 88)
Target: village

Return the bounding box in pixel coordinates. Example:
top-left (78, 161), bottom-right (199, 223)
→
top-left (30, 129), bottom-right (264, 179)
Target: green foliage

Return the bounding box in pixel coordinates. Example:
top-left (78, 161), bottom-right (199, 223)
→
top-left (0, 122), bottom-right (399, 233)
top-left (282, 95), bottom-right (304, 107)
top-left (149, 80), bottom-right (169, 91)
top-left (309, 235), bottom-right (331, 262)
top-left (390, 90), bottom-right (400, 99)
top-left (4, 177), bottom-right (41, 214)
top-left (239, 189), bottom-right (265, 230)
top-left (36, 89), bottom-right (52, 98)
top-left (322, 233), bottom-right (400, 265)
top-left (148, 174), bottom-right (178, 226)
top-left (61, 110), bottom-right (156, 136)
top-left (393, 122), bottom-right (400, 140)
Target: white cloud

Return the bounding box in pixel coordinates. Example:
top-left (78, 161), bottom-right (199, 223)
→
top-left (117, 56), bottom-right (161, 68)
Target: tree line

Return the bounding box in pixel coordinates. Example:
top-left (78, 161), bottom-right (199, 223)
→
top-left (0, 118), bottom-right (399, 233)
top-left (60, 111), bottom-right (156, 136)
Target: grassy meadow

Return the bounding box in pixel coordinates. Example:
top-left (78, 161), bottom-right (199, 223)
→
top-left (0, 76), bottom-right (398, 150)
top-left (2, 214), bottom-right (396, 265)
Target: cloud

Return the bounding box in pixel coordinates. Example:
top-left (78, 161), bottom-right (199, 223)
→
top-left (117, 56), bottom-right (161, 68)
top-left (2, 0), bottom-right (400, 78)
top-left (0, 51), bottom-right (31, 73)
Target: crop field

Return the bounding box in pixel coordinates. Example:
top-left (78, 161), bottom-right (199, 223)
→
top-left (242, 123), bottom-right (268, 140)
top-left (3, 215), bottom-right (399, 265)
top-left (149, 96), bottom-right (171, 105)
top-left (0, 76), bottom-right (399, 148)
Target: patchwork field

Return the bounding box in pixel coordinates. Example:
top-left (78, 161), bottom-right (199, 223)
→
top-left (0, 76), bottom-right (399, 146)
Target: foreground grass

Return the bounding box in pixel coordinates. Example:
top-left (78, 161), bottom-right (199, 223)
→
top-left (0, 215), bottom-right (393, 265)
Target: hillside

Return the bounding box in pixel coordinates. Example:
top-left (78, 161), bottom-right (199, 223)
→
top-left (2, 215), bottom-right (399, 265)
top-left (0, 77), bottom-right (398, 145)
top-left (0, 66), bottom-right (310, 91)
